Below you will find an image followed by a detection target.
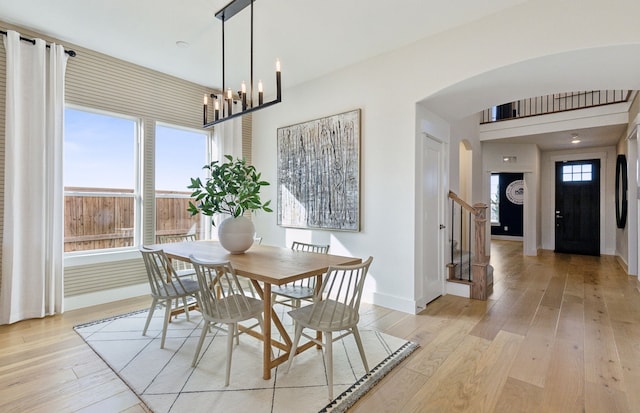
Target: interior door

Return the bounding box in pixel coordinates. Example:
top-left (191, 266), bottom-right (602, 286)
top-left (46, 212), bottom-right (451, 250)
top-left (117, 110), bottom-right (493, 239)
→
top-left (420, 135), bottom-right (445, 306)
top-left (555, 159), bottom-right (600, 255)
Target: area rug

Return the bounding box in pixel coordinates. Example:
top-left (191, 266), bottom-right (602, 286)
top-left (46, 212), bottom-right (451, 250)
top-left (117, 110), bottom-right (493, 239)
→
top-left (74, 305), bottom-right (418, 413)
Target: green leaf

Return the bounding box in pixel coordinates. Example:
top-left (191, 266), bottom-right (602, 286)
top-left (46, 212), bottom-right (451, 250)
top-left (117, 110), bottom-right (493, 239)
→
top-left (186, 155), bottom-right (272, 223)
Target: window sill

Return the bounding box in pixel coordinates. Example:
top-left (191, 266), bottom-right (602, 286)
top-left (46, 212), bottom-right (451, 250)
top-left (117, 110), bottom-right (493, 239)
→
top-left (64, 247), bottom-right (140, 267)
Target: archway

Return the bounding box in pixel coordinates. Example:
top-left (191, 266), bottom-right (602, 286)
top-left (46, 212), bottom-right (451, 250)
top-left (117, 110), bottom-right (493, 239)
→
top-left (418, 45), bottom-right (640, 262)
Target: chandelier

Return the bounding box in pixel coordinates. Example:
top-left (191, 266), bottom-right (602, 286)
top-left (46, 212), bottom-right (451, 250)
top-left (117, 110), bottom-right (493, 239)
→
top-left (203, 0), bottom-right (281, 127)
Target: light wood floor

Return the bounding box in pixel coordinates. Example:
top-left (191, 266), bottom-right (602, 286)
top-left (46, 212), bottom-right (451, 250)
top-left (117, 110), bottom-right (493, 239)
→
top-left (1, 240), bottom-right (639, 412)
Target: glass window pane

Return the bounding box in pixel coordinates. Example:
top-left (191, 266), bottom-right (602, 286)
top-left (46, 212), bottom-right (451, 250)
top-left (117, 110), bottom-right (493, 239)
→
top-left (155, 125), bottom-right (209, 192)
top-left (563, 173), bottom-right (573, 182)
top-left (572, 165), bottom-right (582, 174)
top-left (155, 125), bottom-right (210, 241)
top-left (582, 164), bottom-right (592, 173)
top-left (582, 172), bottom-right (592, 181)
top-left (563, 165), bottom-right (572, 174)
top-left (65, 109), bottom-right (135, 189)
top-left (490, 174), bottom-right (500, 223)
top-left (64, 108), bottom-right (137, 252)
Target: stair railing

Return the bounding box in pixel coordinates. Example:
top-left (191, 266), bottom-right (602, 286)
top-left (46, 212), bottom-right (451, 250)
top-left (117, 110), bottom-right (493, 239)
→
top-left (447, 191), bottom-right (490, 300)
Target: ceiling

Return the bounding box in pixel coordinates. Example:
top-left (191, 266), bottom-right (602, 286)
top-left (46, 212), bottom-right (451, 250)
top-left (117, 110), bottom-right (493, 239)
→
top-left (0, 0), bottom-right (633, 151)
top-left (0, 0), bottom-right (524, 89)
top-left (484, 124), bottom-right (628, 151)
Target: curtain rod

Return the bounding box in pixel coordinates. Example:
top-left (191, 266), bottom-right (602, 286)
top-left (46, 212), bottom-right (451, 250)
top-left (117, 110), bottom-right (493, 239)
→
top-left (0, 30), bottom-right (76, 57)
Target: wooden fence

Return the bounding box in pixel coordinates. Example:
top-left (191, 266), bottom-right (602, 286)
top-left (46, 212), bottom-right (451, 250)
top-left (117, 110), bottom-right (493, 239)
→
top-left (64, 188), bottom-right (201, 252)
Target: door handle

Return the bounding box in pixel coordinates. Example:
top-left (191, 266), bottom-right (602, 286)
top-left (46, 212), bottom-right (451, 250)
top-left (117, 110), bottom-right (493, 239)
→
top-left (439, 224), bottom-right (446, 229)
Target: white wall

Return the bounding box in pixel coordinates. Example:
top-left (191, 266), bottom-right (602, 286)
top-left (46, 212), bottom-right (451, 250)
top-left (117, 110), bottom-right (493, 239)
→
top-left (251, 0), bottom-right (640, 313)
top-left (617, 135), bottom-right (631, 270)
top-left (621, 101), bottom-right (640, 275)
top-left (251, 67), bottom-right (419, 312)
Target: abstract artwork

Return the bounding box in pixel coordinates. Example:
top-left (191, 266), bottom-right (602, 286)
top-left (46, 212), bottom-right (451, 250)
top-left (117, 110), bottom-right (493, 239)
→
top-left (277, 109), bottom-right (360, 231)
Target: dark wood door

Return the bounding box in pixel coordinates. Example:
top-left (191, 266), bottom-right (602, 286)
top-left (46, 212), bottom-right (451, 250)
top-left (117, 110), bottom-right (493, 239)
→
top-left (555, 159), bottom-right (600, 255)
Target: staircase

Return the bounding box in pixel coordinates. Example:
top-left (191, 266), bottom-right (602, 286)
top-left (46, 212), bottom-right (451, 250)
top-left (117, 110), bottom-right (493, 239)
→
top-left (446, 191), bottom-right (493, 300)
top-left (447, 243), bottom-right (493, 293)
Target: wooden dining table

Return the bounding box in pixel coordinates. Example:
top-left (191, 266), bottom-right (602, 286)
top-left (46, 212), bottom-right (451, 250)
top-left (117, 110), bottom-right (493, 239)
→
top-left (150, 240), bottom-right (361, 379)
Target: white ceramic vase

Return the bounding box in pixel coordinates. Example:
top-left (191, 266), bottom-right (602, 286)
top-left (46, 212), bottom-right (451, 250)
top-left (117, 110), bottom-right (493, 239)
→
top-left (217, 216), bottom-right (255, 254)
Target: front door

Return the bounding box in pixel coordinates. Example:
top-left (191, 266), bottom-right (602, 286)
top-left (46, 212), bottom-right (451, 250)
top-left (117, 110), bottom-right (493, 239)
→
top-left (555, 159), bottom-right (600, 255)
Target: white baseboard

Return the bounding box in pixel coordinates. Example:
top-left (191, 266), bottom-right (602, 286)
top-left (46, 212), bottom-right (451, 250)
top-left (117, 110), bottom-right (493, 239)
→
top-left (490, 235), bottom-right (523, 241)
top-left (65, 283), bottom-right (149, 311)
top-left (446, 281), bottom-right (470, 298)
top-left (369, 291), bottom-right (420, 314)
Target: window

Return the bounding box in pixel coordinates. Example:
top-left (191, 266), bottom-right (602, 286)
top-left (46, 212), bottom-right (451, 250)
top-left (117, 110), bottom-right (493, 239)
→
top-left (64, 107), bottom-right (139, 253)
top-left (490, 174), bottom-right (500, 224)
top-left (155, 124), bottom-right (213, 241)
top-left (562, 164), bottom-right (592, 182)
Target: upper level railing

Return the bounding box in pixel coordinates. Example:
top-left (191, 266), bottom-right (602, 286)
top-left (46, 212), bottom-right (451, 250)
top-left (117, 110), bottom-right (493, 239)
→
top-left (480, 90), bottom-right (632, 124)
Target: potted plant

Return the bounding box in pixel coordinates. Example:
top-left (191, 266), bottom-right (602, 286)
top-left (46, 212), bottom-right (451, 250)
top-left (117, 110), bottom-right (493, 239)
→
top-left (187, 155), bottom-right (272, 253)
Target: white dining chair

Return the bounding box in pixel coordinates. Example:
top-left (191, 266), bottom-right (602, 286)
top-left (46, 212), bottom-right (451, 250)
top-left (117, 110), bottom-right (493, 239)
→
top-left (286, 256), bottom-right (373, 400)
top-left (139, 246), bottom-right (200, 349)
top-left (190, 256), bottom-right (265, 386)
top-left (157, 233), bottom-right (197, 278)
top-left (271, 241), bottom-right (329, 309)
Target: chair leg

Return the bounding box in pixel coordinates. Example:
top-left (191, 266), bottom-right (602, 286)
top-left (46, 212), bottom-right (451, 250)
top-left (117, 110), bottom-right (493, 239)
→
top-left (352, 326), bottom-right (369, 372)
top-left (161, 299), bottom-right (172, 349)
top-left (325, 331), bottom-right (333, 400)
top-left (225, 322), bottom-right (235, 386)
top-left (192, 320), bottom-right (210, 367)
top-left (235, 324), bottom-right (239, 345)
top-left (182, 297), bottom-right (190, 321)
top-left (286, 323), bottom-right (304, 373)
top-left (143, 297), bottom-right (158, 336)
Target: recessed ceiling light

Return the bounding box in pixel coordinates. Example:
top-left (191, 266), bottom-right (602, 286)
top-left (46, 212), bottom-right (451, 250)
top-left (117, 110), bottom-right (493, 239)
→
top-left (176, 40), bottom-right (190, 49)
top-left (571, 134), bottom-right (580, 144)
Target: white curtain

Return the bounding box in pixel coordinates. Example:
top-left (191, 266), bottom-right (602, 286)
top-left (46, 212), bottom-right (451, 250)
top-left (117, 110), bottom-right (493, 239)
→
top-left (210, 117), bottom-right (243, 230)
top-left (217, 116), bottom-right (243, 160)
top-left (1, 30), bottom-right (67, 324)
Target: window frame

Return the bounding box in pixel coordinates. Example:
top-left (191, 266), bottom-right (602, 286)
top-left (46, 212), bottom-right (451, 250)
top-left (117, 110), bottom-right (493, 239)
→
top-left (561, 163), bottom-right (593, 182)
top-left (63, 104), bottom-right (143, 263)
top-left (154, 121), bottom-right (215, 242)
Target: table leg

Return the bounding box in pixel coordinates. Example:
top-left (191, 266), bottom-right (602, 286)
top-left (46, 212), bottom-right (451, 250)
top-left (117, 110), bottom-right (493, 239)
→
top-left (263, 282), bottom-right (272, 380)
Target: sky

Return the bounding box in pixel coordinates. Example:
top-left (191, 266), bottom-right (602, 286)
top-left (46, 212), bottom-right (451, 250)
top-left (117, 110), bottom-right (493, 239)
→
top-left (64, 108), bottom-right (209, 191)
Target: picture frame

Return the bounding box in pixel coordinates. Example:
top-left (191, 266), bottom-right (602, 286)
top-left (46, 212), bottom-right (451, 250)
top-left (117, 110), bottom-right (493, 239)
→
top-left (277, 109), bottom-right (360, 231)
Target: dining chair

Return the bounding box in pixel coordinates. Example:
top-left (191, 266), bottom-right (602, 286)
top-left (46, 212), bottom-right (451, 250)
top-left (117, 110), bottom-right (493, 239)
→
top-left (286, 256), bottom-right (373, 400)
top-left (139, 247), bottom-right (200, 349)
top-left (157, 233), bottom-right (197, 278)
top-left (271, 241), bottom-right (330, 309)
top-left (190, 256), bottom-right (265, 386)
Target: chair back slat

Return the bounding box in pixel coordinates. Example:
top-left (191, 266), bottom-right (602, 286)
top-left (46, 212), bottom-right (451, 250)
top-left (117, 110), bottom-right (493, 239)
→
top-left (290, 241), bottom-right (330, 290)
top-left (157, 234), bottom-right (197, 275)
top-left (292, 241), bottom-right (329, 254)
top-left (140, 247), bottom-right (189, 297)
top-left (190, 256), bottom-right (258, 321)
top-left (305, 257), bottom-right (373, 328)
top-left (157, 233), bottom-right (197, 243)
